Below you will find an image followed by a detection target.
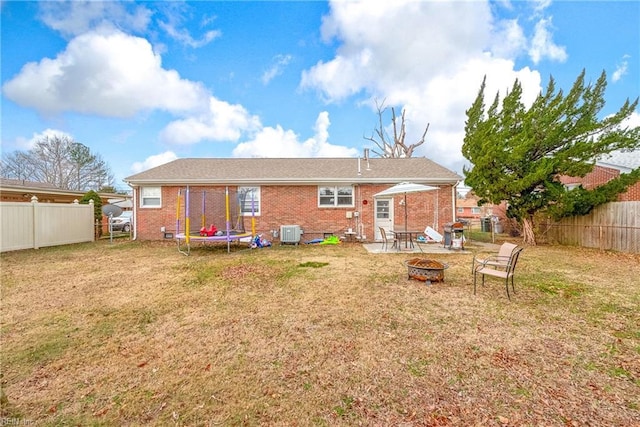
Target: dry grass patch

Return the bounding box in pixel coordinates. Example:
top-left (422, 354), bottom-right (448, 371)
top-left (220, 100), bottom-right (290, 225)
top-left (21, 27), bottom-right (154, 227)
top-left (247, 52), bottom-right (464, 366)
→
top-left (1, 240), bottom-right (639, 425)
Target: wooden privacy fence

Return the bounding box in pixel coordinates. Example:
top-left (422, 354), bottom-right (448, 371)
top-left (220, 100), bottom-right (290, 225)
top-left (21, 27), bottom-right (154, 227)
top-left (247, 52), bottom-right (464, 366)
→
top-left (546, 201), bottom-right (640, 254)
top-left (0, 197), bottom-right (95, 252)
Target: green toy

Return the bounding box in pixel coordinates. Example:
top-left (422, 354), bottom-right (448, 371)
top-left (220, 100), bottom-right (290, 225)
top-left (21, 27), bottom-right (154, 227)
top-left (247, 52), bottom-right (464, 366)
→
top-left (319, 235), bottom-right (341, 245)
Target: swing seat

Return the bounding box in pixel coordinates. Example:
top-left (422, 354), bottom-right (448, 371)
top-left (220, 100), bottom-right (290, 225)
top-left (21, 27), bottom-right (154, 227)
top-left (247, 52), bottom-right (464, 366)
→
top-left (200, 224), bottom-right (217, 236)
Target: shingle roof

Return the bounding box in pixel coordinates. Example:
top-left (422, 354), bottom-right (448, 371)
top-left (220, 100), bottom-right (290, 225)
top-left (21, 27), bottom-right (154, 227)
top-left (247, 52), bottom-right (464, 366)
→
top-left (457, 194), bottom-right (480, 208)
top-left (124, 157), bottom-right (462, 185)
top-left (0, 178), bottom-right (59, 189)
top-left (0, 178), bottom-right (129, 200)
top-left (597, 149), bottom-right (640, 172)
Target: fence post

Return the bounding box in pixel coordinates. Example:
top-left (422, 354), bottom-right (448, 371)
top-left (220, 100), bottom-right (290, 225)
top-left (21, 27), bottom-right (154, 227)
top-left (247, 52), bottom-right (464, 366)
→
top-left (599, 225), bottom-right (603, 251)
top-left (31, 195), bottom-right (39, 250)
top-left (89, 200), bottom-right (95, 242)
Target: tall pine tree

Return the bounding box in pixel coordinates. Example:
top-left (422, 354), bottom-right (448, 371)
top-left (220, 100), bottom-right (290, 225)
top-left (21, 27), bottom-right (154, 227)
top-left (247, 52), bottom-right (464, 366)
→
top-left (462, 70), bottom-right (640, 245)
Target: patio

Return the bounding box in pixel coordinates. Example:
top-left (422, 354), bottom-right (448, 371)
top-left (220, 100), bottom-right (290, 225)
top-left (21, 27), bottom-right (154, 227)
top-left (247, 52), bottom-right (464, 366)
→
top-left (361, 241), bottom-right (488, 254)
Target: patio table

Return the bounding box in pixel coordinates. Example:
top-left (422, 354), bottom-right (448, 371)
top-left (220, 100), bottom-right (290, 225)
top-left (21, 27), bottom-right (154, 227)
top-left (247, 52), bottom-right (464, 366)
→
top-left (391, 230), bottom-right (422, 250)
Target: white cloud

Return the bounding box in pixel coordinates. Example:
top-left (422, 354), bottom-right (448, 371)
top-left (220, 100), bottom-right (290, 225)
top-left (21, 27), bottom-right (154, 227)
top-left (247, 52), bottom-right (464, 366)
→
top-left (300, 0), bottom-right (543, 173)
top-left (130, 151), bottom-right (178, 174)
top-left (261, 54), bottom-right (293, 85)
top-left (612, 55), bottom-right (630, 83)
top-left (313, 111), bottom-right (330, 146)
top-left (2, 22), bottom-right (253, 148)
top-left (2, 29), bottom-right (209, 118)
top-left (531, 0), bottom-right (553, 14)
top-left (158, 21), bottom-right (221, 48)
top-left (160, 98), bottom-right (262, 145)
top-left (38, 1), bottom-right (221, 49)
top-left (491, 19), bottom-right (527, 59)
top-left (38, 1), bottom-right (151, 37)
top-left (405, 60), bottom-right (541, 172)
top-left (16, 128), bottom-right (75, 150)
top-left (232, 112), bottom-right (359, 158)
top-left (302, 1), bottom-right (497, 101)
top-left (528, 17), bottom-right (567, 64)
top-left (622, 110), bottom-right (640, 128)
top-left (232, 126), bottom-right (307, 157)
top-left (154, 2), bottom-right (223, 48)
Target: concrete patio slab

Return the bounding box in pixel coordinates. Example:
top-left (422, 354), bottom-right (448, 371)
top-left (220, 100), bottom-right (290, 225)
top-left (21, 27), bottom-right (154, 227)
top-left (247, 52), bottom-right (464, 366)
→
top-left (362, 242), bottom-right (474, 254)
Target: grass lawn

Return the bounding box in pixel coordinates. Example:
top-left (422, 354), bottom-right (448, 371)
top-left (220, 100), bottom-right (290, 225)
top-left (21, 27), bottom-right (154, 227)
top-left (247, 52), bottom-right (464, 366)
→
top-left (1, 239), bottom-right (639, 426)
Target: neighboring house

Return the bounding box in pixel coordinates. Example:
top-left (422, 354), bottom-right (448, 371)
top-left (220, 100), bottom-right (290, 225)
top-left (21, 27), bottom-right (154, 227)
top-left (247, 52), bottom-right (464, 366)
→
top-left (456, 192), bottom-right (494, 221)
top-left (558, 149), bottom-right (640, 201)
top-left (0, 178), bottom-right (131, 205)
top-left (124, 157), bottom-right (463, 242)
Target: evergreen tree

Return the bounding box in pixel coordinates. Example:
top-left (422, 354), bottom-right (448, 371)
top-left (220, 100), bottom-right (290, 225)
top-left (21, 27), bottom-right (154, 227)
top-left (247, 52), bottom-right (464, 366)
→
top-left (462, 70), bottom-right (640, 245)
top-left (80, 190), bottom-right (103, 237)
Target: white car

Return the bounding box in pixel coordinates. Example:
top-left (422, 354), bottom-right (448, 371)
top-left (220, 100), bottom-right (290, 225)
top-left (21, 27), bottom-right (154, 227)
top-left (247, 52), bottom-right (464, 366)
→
top-left (110, 211), bottom-right (132, 232)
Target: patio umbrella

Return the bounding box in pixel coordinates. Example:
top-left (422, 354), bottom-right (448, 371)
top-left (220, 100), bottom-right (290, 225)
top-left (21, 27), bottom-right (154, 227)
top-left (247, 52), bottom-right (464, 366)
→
top-left (373, 182), bottom-right (438, 233)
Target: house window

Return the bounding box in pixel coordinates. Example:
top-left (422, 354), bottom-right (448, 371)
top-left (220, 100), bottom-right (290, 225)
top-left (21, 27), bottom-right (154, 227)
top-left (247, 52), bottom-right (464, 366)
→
top-left (457, 207), bottom-right (464, 213)
top-left (376, 200), bottom-right (390, 219)
top-left (140, 186), bottom-right (161, 208)
top-left (471, 207), bottom-right (481, 214)
top-left (318, 186), bottom-right (354, 207)
top-left (239, 187), bottom-right (260, 216)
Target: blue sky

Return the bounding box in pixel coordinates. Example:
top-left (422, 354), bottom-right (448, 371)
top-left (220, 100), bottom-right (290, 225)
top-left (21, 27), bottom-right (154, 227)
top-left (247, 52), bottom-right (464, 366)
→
top-left (2, 0), bottom-right (639, 191)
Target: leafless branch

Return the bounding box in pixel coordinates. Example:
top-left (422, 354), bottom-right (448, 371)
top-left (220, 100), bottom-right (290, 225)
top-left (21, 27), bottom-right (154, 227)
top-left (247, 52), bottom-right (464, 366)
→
top-left (363, 99), bottom-right (430, 158)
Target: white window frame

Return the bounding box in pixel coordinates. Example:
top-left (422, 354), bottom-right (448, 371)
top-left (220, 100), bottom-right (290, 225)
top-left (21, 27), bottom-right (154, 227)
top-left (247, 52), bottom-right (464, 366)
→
top-left (318, 186), bottom-right (354, 207)
top-left (457, 207), bottom-right (464, 213)
top-left (471, 207), bottom-right (481, 214)
top-left (140, 186), bottom-right (161, 208)
top-left (239, 186), bottom-right (261, 216)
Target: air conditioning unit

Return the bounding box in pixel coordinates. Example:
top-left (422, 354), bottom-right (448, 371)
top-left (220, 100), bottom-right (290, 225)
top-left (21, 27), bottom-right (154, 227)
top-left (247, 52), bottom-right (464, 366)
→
top-left (280, 225), bottom-right (302, 245)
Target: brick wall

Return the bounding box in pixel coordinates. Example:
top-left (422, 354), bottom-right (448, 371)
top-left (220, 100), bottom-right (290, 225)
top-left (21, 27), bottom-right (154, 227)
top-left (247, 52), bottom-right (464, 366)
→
top-left (559, 165), bottom-right (639, 202)
top-left (135, 186), bottom-right (182, 240)
top-left (133, 184), bottom-right (458, 242)
top-left (618, 181), bottom-right (640, 201)
top-left (581, 166), bottom-right (619, 190)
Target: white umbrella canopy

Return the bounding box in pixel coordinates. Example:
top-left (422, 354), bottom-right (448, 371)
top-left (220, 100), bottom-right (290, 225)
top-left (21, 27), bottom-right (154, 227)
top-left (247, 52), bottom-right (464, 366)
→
top-left (373, 182), bottom-right (438, 197)
top-left (374, 182), bottom-right (438, 233)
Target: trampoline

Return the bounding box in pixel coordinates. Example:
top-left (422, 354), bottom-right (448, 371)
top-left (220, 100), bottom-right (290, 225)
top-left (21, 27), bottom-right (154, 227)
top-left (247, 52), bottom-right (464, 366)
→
top-left (175, 186), bottom-right (256, 255)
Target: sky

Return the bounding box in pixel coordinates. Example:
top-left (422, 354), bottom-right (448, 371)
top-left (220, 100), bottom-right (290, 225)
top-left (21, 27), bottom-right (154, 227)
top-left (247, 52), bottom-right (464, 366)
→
top-left (2, 0), bottom-right (639, 192)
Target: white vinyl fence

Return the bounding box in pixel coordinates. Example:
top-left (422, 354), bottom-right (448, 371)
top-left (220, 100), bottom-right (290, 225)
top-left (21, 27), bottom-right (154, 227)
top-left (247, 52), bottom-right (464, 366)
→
top-left (1, 197), bottom-right (95, 252)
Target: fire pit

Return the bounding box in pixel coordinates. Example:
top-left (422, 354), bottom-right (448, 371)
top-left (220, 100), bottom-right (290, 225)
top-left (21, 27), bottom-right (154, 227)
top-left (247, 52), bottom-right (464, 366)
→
top-left (405, 258), bottom-right (448, 284)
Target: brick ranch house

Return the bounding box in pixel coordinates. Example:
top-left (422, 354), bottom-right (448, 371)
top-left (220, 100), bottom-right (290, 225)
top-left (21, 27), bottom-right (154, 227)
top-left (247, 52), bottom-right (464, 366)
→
top-left (124, 157), bottom-right (463, 243)
top-left (456, 192), bottom-right (494, 221)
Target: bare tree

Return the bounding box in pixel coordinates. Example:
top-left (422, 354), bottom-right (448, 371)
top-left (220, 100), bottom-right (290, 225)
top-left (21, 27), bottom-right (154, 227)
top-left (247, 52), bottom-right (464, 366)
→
top-left (1, 135), bottom-right (114, 191)
top-left (364, 99), bottom-right (429, 158)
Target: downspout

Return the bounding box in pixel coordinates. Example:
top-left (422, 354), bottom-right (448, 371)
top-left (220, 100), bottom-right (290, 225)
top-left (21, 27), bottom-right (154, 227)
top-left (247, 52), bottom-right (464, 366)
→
top-left (356, 184), bottom-right (365, 240)
top-left (434, 187), bottom-right (439, 230)
top-left (452, 181), bottom-right (460, 223)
